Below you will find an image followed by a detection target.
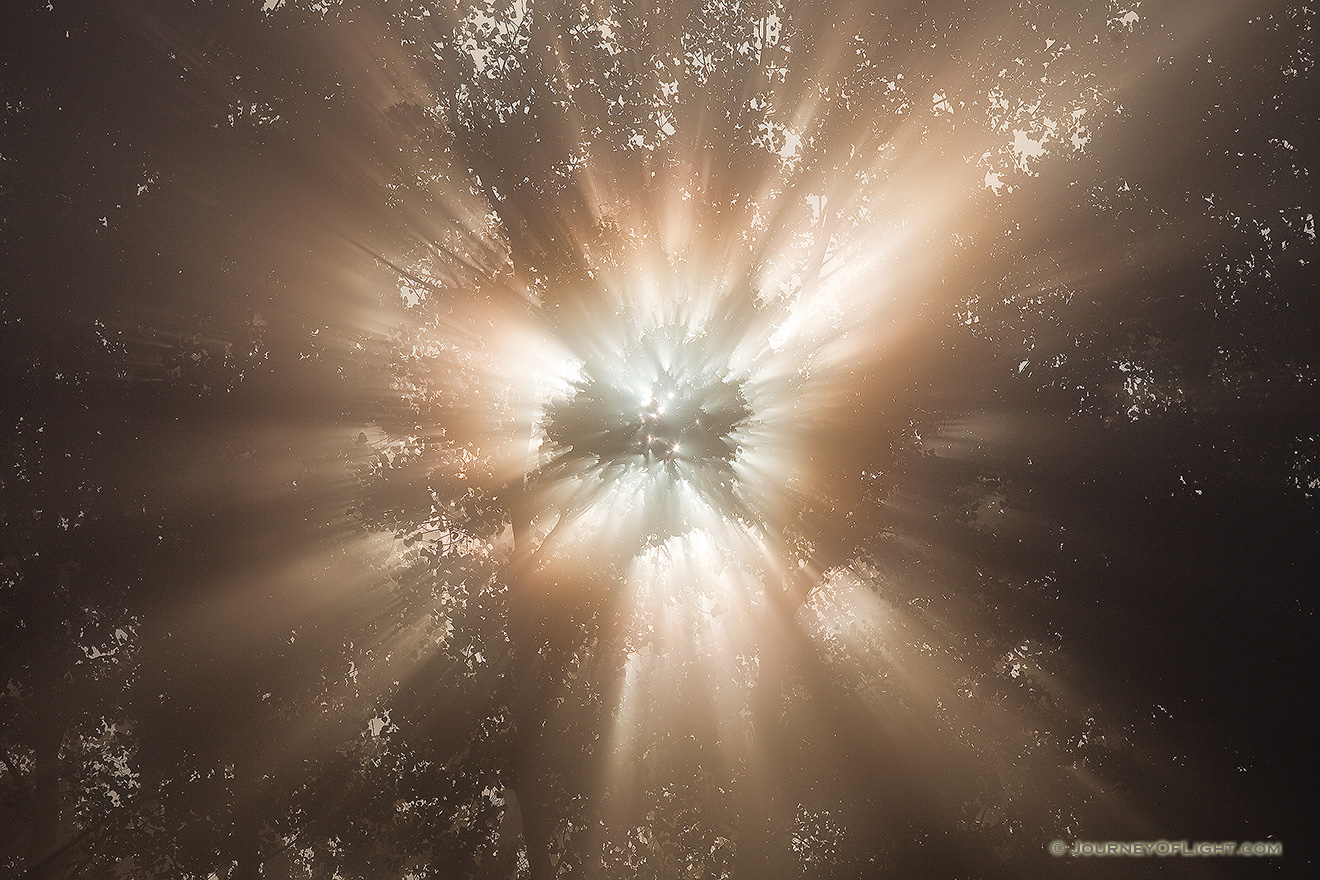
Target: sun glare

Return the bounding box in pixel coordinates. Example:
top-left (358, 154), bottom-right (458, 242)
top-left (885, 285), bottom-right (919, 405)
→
top-left (7, 0), bottom-right (1307, 876)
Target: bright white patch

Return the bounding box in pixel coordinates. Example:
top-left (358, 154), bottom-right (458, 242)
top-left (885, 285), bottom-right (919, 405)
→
top-left (1010, 129), bottom-right (1048, 173)
top-left (1110, 9), bottom-right (1141, 31)
top-left (778, 128), bottom-right (802, 161)
top-left (367, 710), bottom-right (396, 737)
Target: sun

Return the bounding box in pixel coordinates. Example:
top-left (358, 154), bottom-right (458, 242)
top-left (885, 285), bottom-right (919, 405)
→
top-left (547, 330), bottom-right (749, 467)
top-left (529, 323), bottom-right (759, 557)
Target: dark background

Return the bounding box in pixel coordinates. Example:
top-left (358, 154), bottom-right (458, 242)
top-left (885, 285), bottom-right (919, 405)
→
top-left (2, 1), bottom-right (1315, 878)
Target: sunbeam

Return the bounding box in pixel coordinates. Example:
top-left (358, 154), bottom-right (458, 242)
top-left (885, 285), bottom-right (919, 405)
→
top-left (2, 0), bottom-right (1312, 877)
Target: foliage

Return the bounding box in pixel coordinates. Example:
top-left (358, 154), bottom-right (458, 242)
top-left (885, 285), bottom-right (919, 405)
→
top-left (1, 1), bottom-right (1314, 878)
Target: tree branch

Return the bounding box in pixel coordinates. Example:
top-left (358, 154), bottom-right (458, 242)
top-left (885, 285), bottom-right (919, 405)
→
top-left (20, 816), bottom-right (102, 880)
top-left (1, 748), bottom-right (35, 807)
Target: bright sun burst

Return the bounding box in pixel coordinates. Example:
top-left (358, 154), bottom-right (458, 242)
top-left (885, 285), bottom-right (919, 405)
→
top-left (539, 324), bottom-right (754, 547)
top-left (4, 0), bottom-right (1310, 877)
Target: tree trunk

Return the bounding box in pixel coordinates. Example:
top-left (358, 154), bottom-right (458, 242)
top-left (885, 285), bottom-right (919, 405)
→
top-left (25, 722), bottom-right (64, 880)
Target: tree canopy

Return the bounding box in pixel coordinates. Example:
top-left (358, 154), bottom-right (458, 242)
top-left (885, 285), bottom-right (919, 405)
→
top-left (1, 1), bottom-right (1314, 878)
